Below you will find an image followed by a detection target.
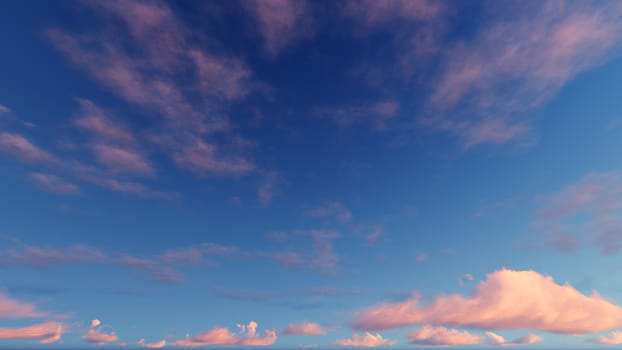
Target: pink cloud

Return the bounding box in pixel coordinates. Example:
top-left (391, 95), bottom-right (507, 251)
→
top-left (258, 171), bottom-right (279, 205)
top-left (138, 338), bottom-right (167, 348)
top-left (352, 269), bottom-right (622, 334)
top-left (485, 332), bottom-right (543, 346)
top-left (121, 256), bottom-right (184, 284)
top-left (591, 330), bottom-right (622, 345)
top-left (172, 321), bottom-right (276, 347)
top-left (0, 321), bottom-right (62, 344)
top-left (244, 0), bottom-right (313, 55)
top-left (190, 50), bottom-right (252, 102)
top-left (0, 104), bottom-right (11, 113)
top-left (334, 332), bottom-right (396, 347)
top-left (171, 139), bottom-right (255, 176)
top-left (0, 132), bottom-right (56, 165)
top-left (0, 293), bottom-right (47, 319)
top-left (535, 172), bottom-right (622, 254)
top-left (84, 319), bottom-right (119, 344)
top-left (407, 326), bottom-right (481, 346)
top-left (74, 99), bottom-right (135, 144)
top-left (425, 2), bottom-right (622, 147)
top-left (0, 243), bottom-right (106, 269)
top-left (29, 173), bottom-right (80, 195)
top-left (92, 144), bottom-right (154, 176)
top-left (282, 323), bottom-right (326, 336)
top-left (343, 0), bottom-right (442, 26)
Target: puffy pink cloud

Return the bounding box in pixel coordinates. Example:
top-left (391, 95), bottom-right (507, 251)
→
top-left (138, 338), bottom-right (167, 348)
top-left (0, 293), bottom-right (47, 319)
top-left (244, 0), bottom-right (313, 55)
top-left (0, 132), bottom-right (56, 165)
top-left (407, 326), bottom-right (481, 346)
top-left (83, 319), bottom-right (119, 345)
top-left (282, 323), bottom-right (326, 336)
top-left (334, 332), bottom-right (396, 347)
top-left (591, 330), bottom-right (622, 345)
top-left (29, 173), bottom-right (80, 195)
top-left (0, 321), bottom-right (62, 344)
top-left (352, 269), bottom-right (622, 334)
top-left (172, 321), bottom-right (276, 347)
top-left (485, 332), bottom-right (543, 346)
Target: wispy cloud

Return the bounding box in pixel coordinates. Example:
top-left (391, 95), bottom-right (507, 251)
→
top-left (0, 132), bottom-right (57, 165)
top-left (29, 173), bottom-right (80, 195)
top-left (352, 269), bottom-right (622, 334)
top-left (0, 322), bottom-right (63, 344)
top-left (243, 0), bottom-right (313, 56)
top-left (0, 243), bottom-right (106, 269)
top-left (0, 104), bottom-right (11, 114)
top-left (535, 172), bottom-right (622, 254)
top-left (305, 202), bottom-right (352, 223)
top-left (314, 100), bottom-right (400, 131)
top-left (334, 332), bottom-right (396, 347)
top-left (0, 293), bottom-right (48, 319)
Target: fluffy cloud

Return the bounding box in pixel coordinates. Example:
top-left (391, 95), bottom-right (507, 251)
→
top-left (334, 332), bottom-right (396, 347)
top-left (485, 332), bottom-right (543, 346)
top-left (590, 331), bottom-right (622, 345)
top-left (172, 321), bottom-right (276, 347)
top-left (282, 323), bottom-right (326, 336)
top-left (83, 319), bottom-right (119, 344)
top-left (0, 322), bottom-right (63, 344)
top-left (352, 269), bottom-right (622, 334)
top-left (407, 326), bottom-right (481, 346)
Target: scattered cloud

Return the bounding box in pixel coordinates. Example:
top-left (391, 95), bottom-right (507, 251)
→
top-left (535, 172), bottom-right (622, 254)
top-left (0, 243), bottom-right (106, 269)
top-left (407, 325), bottom-right (481, 346)
top-left (485, 332), bottom-right (543, 346)
top-left (120, 256), bottom-right (185, 284)
top-left (0, 322), bottom-right (63, 344)
top-left (305, 202), bottom-right (352, 223)
top-left (352, 269), bottom-right (622, 334)
top-left (282, 323), bottom-right (326, 336)
top-left (314, 100), bottom-right (400, 131)
top-left (0, 293), bottom-right (48, 319)
top-left (590, 330), bottom-right (622, 345)
top-left (172, 321), bottom-right (276, 347)
top-left (0, 104), bottom-right (11, 114)
top-left (0, 132), bottom-right (57, 165)
top-left (334, 332), bottom-right (396, 347)
top-left (29, 173), bottom-right (80, 195)
top-left (83, 319), bottom-right (119, 345)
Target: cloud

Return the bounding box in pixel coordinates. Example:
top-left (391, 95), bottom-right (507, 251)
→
top-left (0, 132), bottom-right (57, 165)
top-left (407, 326), bottom-right (481, 346)
top-left (138, 338), bottom-right (167, 348)
top-left (0, 293), bottom-right (48, 319)
top-left (343, 0), bottom-right (442, 26)
top-left (0, 104), bottom-right (11, 113)
top-left (74, 99), bottom-right (135, 144)
top-left (424, 1), bottom-right (622, 147)
top-left (121, 256), bottom-right (184, 284)
top-left (590, 330), bottom-right (622, 345)
top-left (0, 243), bottom-right (106, 269)
top-left (352, 269), bottom-right (622, 334)
top-left (334, 332), bottom-right (396, 347)
top-left (243, 0), bottom-right (313, 55)
top-left (29, 173), bottom-right (80, 195)
top-left (282, 323), bottom-right (326, 336)
top-left (91, 144), bottom-right (154, 176)
top-left (172, 321), bottom-right (276, 347)
top-left (83, 319), bottom-right (119, 344)
top-left (305, 202), bottom-right (352, 223)
top-left (0, 321), bottom-right (63, 344)
top-left (485, 332), bottom-right (543, 346)
top-left (535, 172), bottom-right (622, 254)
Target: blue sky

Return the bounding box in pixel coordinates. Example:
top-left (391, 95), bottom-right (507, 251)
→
top-left (1, 0), bottom-right (622, 348)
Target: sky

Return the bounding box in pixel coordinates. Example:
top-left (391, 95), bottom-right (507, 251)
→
top-left (1, 0), bottom-right (622, 349)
